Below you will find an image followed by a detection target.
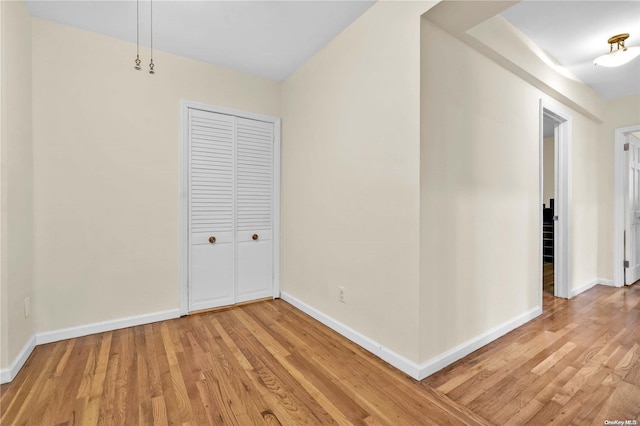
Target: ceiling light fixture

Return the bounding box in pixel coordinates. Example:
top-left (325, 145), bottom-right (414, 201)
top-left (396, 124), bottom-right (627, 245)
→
top-left (593, 33), bottom-right (640, 67)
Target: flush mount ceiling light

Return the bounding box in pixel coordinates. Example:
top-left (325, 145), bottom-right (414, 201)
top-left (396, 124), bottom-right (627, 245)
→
top-left (593, 33), bottom-right (640, 67)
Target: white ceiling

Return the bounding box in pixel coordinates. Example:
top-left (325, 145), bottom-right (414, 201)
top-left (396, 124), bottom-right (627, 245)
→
top-left (25, 0), bottom-right (375, 82)
top-left (25, 0), bottom-right (640, 98)
top-left (502, 1), bottom-right (640, 100)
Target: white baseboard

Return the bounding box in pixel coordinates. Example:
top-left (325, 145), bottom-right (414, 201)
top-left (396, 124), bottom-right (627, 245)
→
top-left (597, 278), bottom-right (616, 287)
top-left (36, 309), bottom-right (181, 345)
top-left (570, 279), bottom-right (599, 297)
top-left (0, 334), bottom-right (36, 384)
top-left (571, 277), bottom-right (617, 298)
top-left (3, 294), bottom-right (546, 385)
top-left (416, 306), bottom-right (542, 379)
top-left (1, 309), bottom-right (180, 384)
top-left (280, 291), bottom-right (541, 381)
top-left (280, 292), bottom-right (422, 378)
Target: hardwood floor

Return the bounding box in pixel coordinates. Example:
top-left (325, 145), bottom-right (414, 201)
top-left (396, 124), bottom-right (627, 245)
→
top-left (0, 301), bottom-right (487, 425)
top-left (423, 284), bottom-right (640, 425)
top-left (543, 262), bottom-right (554, 296)
top-left (1, 283), bottom-right (639, 425)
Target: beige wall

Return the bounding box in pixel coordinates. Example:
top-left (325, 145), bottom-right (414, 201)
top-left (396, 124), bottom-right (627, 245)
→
top-left (281, 1), bottom-right (435, 362)
top-left (543, 137), bottom-right (554, 207)
top-left (1, 0), bottom-right (633, 378)
top-left (442, 6), bottom-right (615, 291)
top-left (570, 111), bottom-right (602, 287)
top-left (0, 0), bottom-right (34, 370)
top-left (32, 18), bottom-right (280, 333)
top-left (419, 20), bottom-right (603, 361)
top-left (597, 94), bottom-right (640, 280)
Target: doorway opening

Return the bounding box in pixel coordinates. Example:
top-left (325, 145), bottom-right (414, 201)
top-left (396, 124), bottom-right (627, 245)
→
top-left (542, 117), bottom-right (556, 296)
top-left (540, 99), bottom-right (571, 300)
top-left (614, 124), bottom-right (640, 287)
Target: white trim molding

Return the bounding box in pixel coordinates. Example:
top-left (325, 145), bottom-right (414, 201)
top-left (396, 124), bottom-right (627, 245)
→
top-left (416, 306), bottom-right (542, 380)
top-left (0, 335), bottom-right (36, 384)
top-left (614, 124), bottom-right (640, 287)
top-left (281, 292), bottom-right (422, 378)
top-left (571, 278), bottom-right (600, 297)
top-left (281, 292), bottom-right (541, 381)
top-left (570, 278), bottom-right (616, 298)
top-left (570, 279), bottom-right (599, 298)
top-left (36, 309), bottom-right (180, 345)
top-left (598, 278), bottom-right (615, 287)
top-left (272, 119), bottom-right (282, 299)
top-left (1, 309), bottom-right (179, 384)
top-left (540, 98), bottom-right (573, 300)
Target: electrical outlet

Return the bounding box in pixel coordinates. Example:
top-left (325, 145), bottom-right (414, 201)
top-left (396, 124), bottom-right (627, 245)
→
top-left (24, 297), bottom-right (31, 318)
top-left (338, 286), bottom-right (346, 303)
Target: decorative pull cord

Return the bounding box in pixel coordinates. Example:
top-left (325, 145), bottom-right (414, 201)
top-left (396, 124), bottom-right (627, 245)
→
top-left (134, 0), bottom-right (141, 70)
top-left (133, 0), bottom-right (154, 74)
top-left (149, 0), bottom-right (155, 74)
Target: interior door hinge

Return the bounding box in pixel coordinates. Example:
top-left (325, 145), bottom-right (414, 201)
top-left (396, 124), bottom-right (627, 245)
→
top-left (624, 143), bottom-right (630, 151)
top-left (624, 260), bottom-right (630, 268)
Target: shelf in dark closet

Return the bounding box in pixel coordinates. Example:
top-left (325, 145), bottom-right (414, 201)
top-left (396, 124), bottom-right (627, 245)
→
top-left (543, 199), bottom-right (554, 264)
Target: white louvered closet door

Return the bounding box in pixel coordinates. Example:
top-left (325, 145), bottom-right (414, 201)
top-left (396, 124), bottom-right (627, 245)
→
top-left (188, 110), bottom-right (236, 310)
top-left (236, 117), bottom-right (274, 302)
top-left (188, 110), bottom-right (274, 311)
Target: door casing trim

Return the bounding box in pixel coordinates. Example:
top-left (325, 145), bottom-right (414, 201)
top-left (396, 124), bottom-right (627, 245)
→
top-left (614, 124), bottom-right (640, 287)
top-left (539, 98), bottom-right (572, 300)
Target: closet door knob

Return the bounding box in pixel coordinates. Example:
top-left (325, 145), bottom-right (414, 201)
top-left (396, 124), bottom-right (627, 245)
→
top-left (209, 236), bottom-right (216, 244)
top-left (252, 234), bottom-right (259, 241)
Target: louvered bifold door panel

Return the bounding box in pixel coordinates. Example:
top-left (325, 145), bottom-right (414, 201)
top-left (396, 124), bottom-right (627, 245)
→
top-left (236, 117), bottom-right (274, 302)
top-left (189, 109), bottom-right (235, 309)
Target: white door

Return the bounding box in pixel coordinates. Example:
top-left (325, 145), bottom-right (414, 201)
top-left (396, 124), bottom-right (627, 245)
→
top-left (236, 118), bottom-right (274, 302)
top-left (188, 109), bottom-right (275, 311)
top-left (189, 110), bottom-right (236, 310)
top-left (625, 134), bottom-right (640, 285)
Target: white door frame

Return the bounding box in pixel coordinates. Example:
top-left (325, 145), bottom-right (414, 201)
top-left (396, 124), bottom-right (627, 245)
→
top-left (539, 99), bottom-right (572, 299)
top-left (614, 124), bottom-right (640, 287)
top-left (179, 100), bottom-right (281, 316)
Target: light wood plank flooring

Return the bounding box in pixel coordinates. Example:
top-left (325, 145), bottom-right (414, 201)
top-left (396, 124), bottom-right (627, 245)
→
top-left (543, 262), bottom-right (554, 296)
top-left (424, 284), bottom-right (640, 425)
top-left (1, 283), bottom-right (639, 425)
